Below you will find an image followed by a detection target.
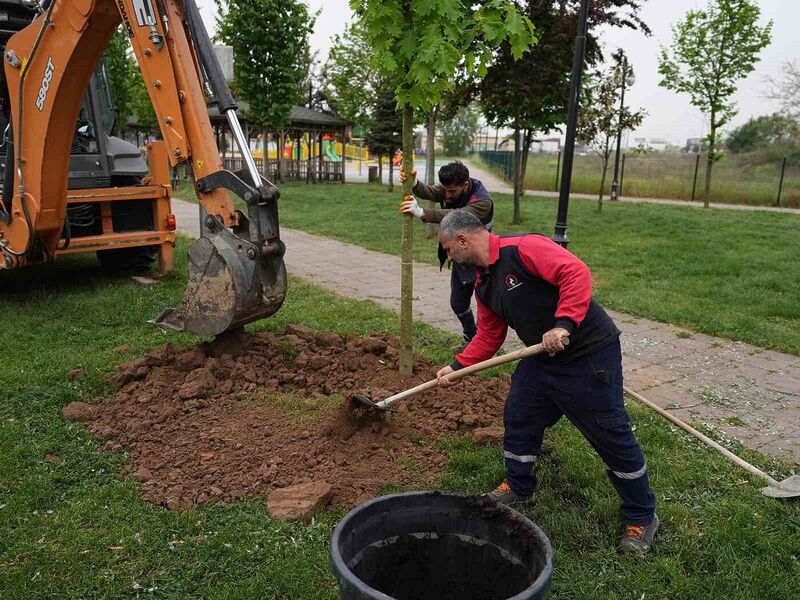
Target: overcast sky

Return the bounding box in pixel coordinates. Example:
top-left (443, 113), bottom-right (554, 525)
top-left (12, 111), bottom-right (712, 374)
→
top-left (196, 0), bottom-right (798, 146)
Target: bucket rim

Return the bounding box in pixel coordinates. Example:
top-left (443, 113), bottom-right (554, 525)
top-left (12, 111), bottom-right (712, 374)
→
top-left (330, 490), bottom-right (554, 600)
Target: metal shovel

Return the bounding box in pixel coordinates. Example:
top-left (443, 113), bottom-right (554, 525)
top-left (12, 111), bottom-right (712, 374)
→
top-left (624, 386), bottom-right (800, 498)
top-left (351, 338), bottom-right (566, 413)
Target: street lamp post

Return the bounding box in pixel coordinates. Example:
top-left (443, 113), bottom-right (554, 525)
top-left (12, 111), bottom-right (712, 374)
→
top-left (552, 0), bottom-right (590, 247)
top-left (611, 52), bottom-right (635, 201)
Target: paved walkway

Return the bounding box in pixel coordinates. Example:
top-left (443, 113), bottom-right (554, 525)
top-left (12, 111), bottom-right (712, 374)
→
top-left (172, 199), bottom-right (800, 465)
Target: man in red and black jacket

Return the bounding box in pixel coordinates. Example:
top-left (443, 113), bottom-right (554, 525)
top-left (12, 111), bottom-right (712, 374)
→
top-left (434, 211), bottom-right (659, 556)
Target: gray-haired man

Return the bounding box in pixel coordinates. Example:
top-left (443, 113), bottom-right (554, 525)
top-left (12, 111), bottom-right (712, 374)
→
top-left (434, 211), bottom-right (659, 556)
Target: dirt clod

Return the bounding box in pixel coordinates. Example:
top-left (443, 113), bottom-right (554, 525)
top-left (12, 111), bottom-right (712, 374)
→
top-left (74, 329), bottom-right (511, 511)
top-left (62, 401), bottom-right (95, 422)
top-left (471, 426), bottom-right (505, 445)
top-left (267, 481), bottom-right (333, 521)
top-left (284, 323), bottom-right (314, 340)
top-left (68, 368), bottom-right (86, 381)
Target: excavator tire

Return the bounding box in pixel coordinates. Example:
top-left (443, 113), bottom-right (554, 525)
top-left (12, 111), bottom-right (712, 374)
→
top-left (96, 245), bottom-right (157, 272)
top-left (95, 176), bottom-right (156, 272)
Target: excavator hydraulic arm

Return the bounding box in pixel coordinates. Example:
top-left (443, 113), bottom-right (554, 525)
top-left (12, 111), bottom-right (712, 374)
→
top-left (0, 0), bottom-right (286, 335)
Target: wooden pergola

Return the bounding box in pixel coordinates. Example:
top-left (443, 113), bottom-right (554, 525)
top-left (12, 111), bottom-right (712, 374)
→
top-left (207, 103), bottom-right (351, 183)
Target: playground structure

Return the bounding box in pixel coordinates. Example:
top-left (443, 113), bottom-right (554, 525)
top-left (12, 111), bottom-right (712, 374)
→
top-left (201, 101), bottom-right (412, 183)
top-left (250, 135), bottom-right (369, 163)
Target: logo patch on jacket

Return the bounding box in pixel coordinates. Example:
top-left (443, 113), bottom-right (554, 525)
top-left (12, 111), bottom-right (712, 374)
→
top-left (505, 273), bottom-right (523, 291)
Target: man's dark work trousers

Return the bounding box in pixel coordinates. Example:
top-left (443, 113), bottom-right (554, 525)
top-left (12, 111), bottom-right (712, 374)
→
top-left (503, 339), bottom-right (656, 525)
top-left (450, 263), bottom-right (477, 340)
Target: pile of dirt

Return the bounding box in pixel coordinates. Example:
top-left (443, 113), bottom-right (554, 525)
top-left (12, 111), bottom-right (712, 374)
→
top-left (69, 326), bottom-right (511, 512)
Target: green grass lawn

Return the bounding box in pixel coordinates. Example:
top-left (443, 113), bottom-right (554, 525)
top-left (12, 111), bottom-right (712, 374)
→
top-left (507, 152), bottom-right (800, 208)
top-left (2, 238), bottom-right (799, 598)
top-left (251, 182), bottom-right (800, 355)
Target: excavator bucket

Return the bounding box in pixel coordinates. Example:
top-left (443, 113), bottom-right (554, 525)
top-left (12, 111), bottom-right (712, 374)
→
top-left (151, 182), bottom-right (287, 337)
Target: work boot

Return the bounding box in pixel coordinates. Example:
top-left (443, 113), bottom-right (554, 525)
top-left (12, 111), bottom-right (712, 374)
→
top-left (618, 514), bottom-right (660, 556)
top-left (487, 481), bottom-right (534, 508)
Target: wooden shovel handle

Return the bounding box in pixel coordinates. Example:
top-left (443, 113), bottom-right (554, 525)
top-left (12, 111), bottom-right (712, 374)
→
top-left (623, 386), bottom-right (776, 486)
top-left (376, 338), bottom-right (566, 410)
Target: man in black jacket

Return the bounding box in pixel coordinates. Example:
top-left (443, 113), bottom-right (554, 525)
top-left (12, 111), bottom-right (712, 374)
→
top-left (399, 161), bottom-right (493, 349)
top-left (434, 210), bottom-right (659, 556)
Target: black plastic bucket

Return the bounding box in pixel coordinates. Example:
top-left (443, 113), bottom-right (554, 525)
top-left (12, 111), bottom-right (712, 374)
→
top-left (330, 491), bottom-right (553, 600)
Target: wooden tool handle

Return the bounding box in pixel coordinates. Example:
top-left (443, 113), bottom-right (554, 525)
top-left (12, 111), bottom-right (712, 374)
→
top-left (623, 386), bottom-right (776, 485)
top-left (376, 338), bottom-right (566, 410)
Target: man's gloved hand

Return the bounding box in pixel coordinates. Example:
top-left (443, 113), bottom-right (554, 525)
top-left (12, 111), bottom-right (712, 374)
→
top-left (400, 194), bottom-right (424, 218)
top-left (399, 167), bottom-right (417, 186)
top-left (541, 327), bottom-right (570, 356)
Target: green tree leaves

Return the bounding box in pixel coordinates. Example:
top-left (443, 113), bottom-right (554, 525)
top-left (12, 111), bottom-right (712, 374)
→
top-left (439, 105), bottom-right (480, 156)
top-left (214, 0), bottom-right (315, 131)
top-left (350, 0), bottom-right (535, 111)
top-left (658, 0), bottom-right (773, 203)
top-left (103, 28), bottom-right (132, 135)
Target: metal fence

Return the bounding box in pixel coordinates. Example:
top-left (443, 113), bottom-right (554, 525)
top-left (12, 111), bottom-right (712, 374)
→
top-left (477, 150), bottom-right (799, 207)
top-left (479, 150), bottom-right (515, 182)
top-left (161, 156), bottom-right (345, 191)
top-left (222, 157), bottom-right (344, 183)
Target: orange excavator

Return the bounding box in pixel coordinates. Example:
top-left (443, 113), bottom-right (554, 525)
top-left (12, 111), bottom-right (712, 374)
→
top-left (0, 0), bottom-right (286, 336)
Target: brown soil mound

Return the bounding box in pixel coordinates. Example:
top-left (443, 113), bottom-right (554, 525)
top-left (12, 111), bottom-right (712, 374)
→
top-left (78, 327), bottom-right (511, 511)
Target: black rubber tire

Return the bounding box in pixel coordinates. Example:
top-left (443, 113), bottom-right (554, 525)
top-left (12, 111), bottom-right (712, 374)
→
top-left (96, 175), bottom-right (157, 272)
top-left (96, 245), bottom-right (157, 272)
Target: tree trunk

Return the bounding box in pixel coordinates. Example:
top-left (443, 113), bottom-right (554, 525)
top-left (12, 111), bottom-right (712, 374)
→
top-left (598, 154), bottom-right (609, 212)
top-left (512, 124), bottom-right (521, 225)
top-left (703, 154), bottom-right (714, 209)
top-left (400, 106), bottom-right (415, 376)
top-left (425, 106), bottom-right (438, 239)
top-left (388, 157), bottom-right (394, 192)
top-left (520, 129), bottom-right (533, 197)
top-left (277, 129), bottom-right (285, 182)
top-left (378, 154), bottom-right (383, 184)
top-left (306, 134), bottom-right (314, 184)
top-left (703, 116), bottom-right (716, 208)
top-left (268, 127), bottom-right (270, 179)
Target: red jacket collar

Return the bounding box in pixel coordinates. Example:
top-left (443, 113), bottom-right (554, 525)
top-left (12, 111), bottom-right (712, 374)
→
top-left (488, 233), bottom-right (501, 266)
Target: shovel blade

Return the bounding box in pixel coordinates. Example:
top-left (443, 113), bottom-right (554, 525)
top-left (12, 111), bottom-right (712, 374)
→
top-left (761, 475), bottom-right (800, 498)
top-left (350, 394), bottom-right (395, 413)
top-left (152, 226), bottom-right (286, 336)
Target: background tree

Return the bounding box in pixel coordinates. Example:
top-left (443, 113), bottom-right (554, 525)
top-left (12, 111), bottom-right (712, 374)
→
top-left (323, 21), bottom-right (378, 130)
top-left (126, 63), bottom-right (158, 133)
top-left (366, 83), bottom-right (403, 190)
top-left (479, 0), bottom-right (650, 225)
top-left (577, 63), bottom-right (645, 211)
top-left (765, 60), bottom-right (800, 120)
top-left (214, 0), bottom-right (314, 181)
top-left (726, 113), bottom-right (799, 153)
top-left (104, 28), bottom-right (132, 136)
top-left (351, 0), bottom-right (535, 375)
top-left (658, 0), bottom-right (772, 207)
top-left (439, 104), bottom-right (480, 156)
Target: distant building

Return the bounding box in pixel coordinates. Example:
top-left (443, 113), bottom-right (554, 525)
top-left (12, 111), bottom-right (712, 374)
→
top-left (631, 137), bottom-right (670, 152)
top-left (683, 138), bottom-right (707, 154)
top-left (649, 138), bottom-right (669, 152)
top-left (532, 137), bottom-right (561, 153)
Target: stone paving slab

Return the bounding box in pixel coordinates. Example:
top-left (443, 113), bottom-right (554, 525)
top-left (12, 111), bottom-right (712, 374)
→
top-left (172, 198), bottom-right (800, 465)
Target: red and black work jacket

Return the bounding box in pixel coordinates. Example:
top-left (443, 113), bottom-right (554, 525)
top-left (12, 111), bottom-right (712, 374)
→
top-left (451, 233), bottom-right (620, 369)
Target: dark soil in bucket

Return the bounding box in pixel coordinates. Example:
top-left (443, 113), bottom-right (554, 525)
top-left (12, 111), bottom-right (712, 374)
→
top-left (352, 533), bottom-right (531, 600)
top-left (71, 327), bottom-right (512, 511)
